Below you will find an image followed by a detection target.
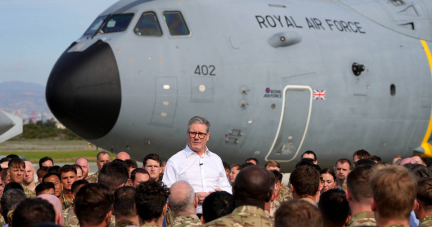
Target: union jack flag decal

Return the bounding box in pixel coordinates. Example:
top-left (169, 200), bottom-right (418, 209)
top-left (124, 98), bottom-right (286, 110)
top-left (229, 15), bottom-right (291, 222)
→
top-left (313, 90), bottom-right (326, 100)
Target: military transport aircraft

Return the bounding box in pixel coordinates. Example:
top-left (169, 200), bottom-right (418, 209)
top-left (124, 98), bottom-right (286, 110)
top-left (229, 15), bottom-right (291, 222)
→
top-left (46, 0), bottom-right (432, 171)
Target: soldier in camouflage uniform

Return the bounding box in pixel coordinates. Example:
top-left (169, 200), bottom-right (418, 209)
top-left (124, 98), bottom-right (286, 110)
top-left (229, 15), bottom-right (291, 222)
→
top-left (136, 181), bottom-right (170, 227)
top-left (24, 186), bottom-right (37, 198)
top-left (71, 184), bottom-right (115, 227)
top-left (23, 161), bottom-right (37, 198)
top-left (87, 171), bottom-right (99, 183)
top-left (346, 166), bottom-right (376, 227)
top-left (269, 171), bottom-right (291, 220)
top-left (335, 159), bottom-right (351, 191)
top-left (113, 186), bottom-right (139, 227)
top-left (167, 181), bottom-right (202, 227)
top-left (59, 165), bottom-right (78, 211)
top-left (415, 178), bottom-right (432, 227)
top-left (89, 151), bottom-right (112, 183)
top-left (203, 166), bottom-right (273, 227)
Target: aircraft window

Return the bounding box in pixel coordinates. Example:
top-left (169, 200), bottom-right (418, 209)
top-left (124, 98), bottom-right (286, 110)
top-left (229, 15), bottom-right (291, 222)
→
top-left (83, 15), bottom-right (108, 36)
top-left (134, 12), bottom-right (162, 36)
top-left (163, 11), bottom-right (190, 36)
top-left (101, 14), bottom-right (134, 33)
top-left (391, 84), bottom-right (396, 96)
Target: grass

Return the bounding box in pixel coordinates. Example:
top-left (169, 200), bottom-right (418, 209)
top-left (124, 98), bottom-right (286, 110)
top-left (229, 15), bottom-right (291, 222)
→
top-left (0, 139), bottom-right (116, 163)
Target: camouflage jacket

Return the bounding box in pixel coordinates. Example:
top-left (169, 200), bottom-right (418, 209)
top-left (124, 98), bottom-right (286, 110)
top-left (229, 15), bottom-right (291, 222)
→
top-left (169, 214), bottom-right (201, 227)
top-left (62, 193), bottom-right (74, 210)
top-left (88, 172), bottom-right (99, 183)
top-left (23, 186), bottom-right (36, 198)
top-left (347, 211), bottom-right (376, 227)
top-left (165, 205), bottom-right (175, 227)
top-left (202, 205), bottom-right (273, 227)
top-left (63, 206), bottom-right (73, 221)
top-left (64, 207), bottom-right (116, 227)
top-left (419, 215), bottom-right (432, 227)
top-left (116, 221), bottom-right (138, 227)
top-left (278, 186), bottom-right (293, 202)
top-left (141, 224), bottom-right (160, 227)
top-left (0, 214), bottom-right (5, 227)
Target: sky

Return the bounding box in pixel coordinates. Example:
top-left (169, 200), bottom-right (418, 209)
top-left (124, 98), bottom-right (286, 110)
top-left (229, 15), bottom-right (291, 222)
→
top-left (0, 0), bottom-right (118, 86)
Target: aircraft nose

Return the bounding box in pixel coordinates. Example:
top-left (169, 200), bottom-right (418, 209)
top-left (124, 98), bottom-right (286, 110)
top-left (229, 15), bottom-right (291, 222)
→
top-left (46, 40), bottom-right (121, 140)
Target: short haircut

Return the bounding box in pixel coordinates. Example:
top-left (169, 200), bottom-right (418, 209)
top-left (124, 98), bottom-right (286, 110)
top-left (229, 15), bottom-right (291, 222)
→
top-left (272, 170), bottom-right (283, 183)
top-left (222, 161), bottom-right (230, 171)
top-left (240, 162), bottom-right (254, 169)
top-left (370, 155), bottom-right (381, 163)
top-left (1, 189), bottom-right (26, 223)
top-left (98, 162), bottom-right (129, 193)
top-left (320, 168), bottom-right (336, 181)
top-left (403, 163), bottom-right (432, 181)
top-left (42, 172), bottom-right (61, 183)
top-left (37, 167), bottom-right (49, 178)
top-left (39, 157), bottom-right (54, 168)
top-left (47, 166), bottom-right (60, 174)
top-left (4, 182), bottom-right (24, 193)
top-left (71, 180), bottom-right (89, 194)
top-left (289, 165), bottom-right (320, 197)
top-left (202, 191), bottom-right (235, 223)
top-left (231, 164), bottom-right (240, 170)
top-left (301, 150), bottom-right (317, 160)
top-left (295, 159), bottom-right (321, 171)
top-left (72, 164), bottom-right (83, 173)
top-left (412, 154), bottom-right (427, 165)
top-left (335, 158), bottom-right (352, 170)
top-left (6, 154), bottom-right (19, 159)
top-left (275, 200), bottom-right (322, 227)
top-left (75, 183), bottom-right (114, 226)
top-left (319, 189), bottom-right (349, 227)
top-left (168, 181), bottom-right (195, 215)
top-left (135, 181), bottom-right (170, 222)
top-left (416, 178), bottom-right (432, 211)
top-left (265, 160), bottom-right (280, 169)
top-left (8, 158), bottom-right (24, 169)
top-left (245, 158), bottom-right (259, 165)
top-left (188, 116), bottom-right (210, 132)
top-left (347, 165), bottom-right (374, 202)
top-left (370, 165), bottom-right (417, 219)
top-left (354, 159), bottom-right (376, 167)
top-left (131, 168), bottom-right (150, 182)
top-left (12, 198), bottom-right (56, 227)
top-left (97, 151), bottom-right (110, 161)
top-left (0, 157), bottom-right (11, 167)
top-left (125, 159), bottom-right (138, 169)
top-left (114, 186), bottom-right (136, 218)
top-left (58, 164), bottom-right (77, 176)
top-left (143, 153), bottom-right (162, 167)
top-left (353, 149), bottom-right (371, 160)
top-left (35, 182), bottom-right (55, 196)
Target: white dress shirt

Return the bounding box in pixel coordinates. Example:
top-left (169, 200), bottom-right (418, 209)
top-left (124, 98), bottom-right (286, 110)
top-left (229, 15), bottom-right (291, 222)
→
top-left (162, 145), bottom-right (232, 214)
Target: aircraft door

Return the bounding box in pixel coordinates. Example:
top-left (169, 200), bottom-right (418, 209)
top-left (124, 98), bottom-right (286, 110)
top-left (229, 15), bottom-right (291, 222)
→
top-left (265, 86), bottom-right (313, 162)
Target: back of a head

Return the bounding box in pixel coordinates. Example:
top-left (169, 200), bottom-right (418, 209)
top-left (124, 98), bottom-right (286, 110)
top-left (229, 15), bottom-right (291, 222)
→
top-left (354, 159), bottom-right (376, 168)
top-left (75, 183), bottom-right (114, 226)
top-left (416, 178), bottom-right (432, 212)
top-left (98, 161), bottom-right (129, 192)
top-left (135, 180), bottom-right (170, 222)
top-left (275, 200), bottom-right (322, 227)
top-left (353, 149), bottom-right (371, 160)
top-left (295, 159), bottom-right (321, 171)
top-left (48, 166), bottom-right (61, 174)
top-left (223, 162), bottom-right (230, 171)
top-left (318, 189), bottom-right (349, 227)
top-left (403, 163), bottom-right (432, 181)
top-left (1, 189), bottom-right (26, 223)
top-left (202, 191), bottom-right (235, 223)
top-left (347, 165), bottom-right (374, 203)
top-left (240, 162), bottom-right (254, 169)
top-left (114, 186), bottom-right (136, 218)
top-left (4, 182), bottom-right (24, 193)
top-left (234, 166), bottom-right (271, 205)
top-left (370, 165), bottom-right (417, 220)
top-left (168, 181), bottom-right (195, 215)
top-left (125, 159), bottom-right (138, 169)
top-left (36, 182), bottom-right (55, 196)
top-left (71, 180), bottom-right (89, 194)
top-left (12, 198), bottom-right (56, 227)
top-left (289, 165), bottom-right (320, 197)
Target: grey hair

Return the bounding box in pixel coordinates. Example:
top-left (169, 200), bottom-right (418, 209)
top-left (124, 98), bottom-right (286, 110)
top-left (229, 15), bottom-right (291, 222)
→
top-left (188, 116), bottom-right (211, 132)
top-left (169, 181), bottom-right (195, 214)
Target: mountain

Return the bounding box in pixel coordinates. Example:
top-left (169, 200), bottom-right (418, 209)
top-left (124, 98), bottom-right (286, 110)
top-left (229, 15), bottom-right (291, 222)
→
top-left (0, 81), bottom-right (53, 121)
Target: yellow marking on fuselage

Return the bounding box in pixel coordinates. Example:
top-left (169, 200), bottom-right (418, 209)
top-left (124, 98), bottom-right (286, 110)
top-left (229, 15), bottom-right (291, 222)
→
top-left (420, 40), bottom-right (432, 157)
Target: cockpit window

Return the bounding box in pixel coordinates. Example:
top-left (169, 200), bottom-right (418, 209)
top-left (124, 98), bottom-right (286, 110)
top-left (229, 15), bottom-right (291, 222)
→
top-left (101, 14), bottom-right (134, 33)
top-left (83, 15), bottom-right (108, 36)
top-left (163, 11), bottom-right (190, 36)
top-left (134, 12), bottom-right (162, 36)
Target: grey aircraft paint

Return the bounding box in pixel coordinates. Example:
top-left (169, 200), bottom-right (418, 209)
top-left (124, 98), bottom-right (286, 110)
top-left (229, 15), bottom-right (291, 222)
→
top-left (46, 0), bottom-right (432, 171)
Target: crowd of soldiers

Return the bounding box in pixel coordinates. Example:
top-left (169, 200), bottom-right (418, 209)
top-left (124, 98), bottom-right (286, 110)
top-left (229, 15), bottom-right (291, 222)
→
top-left (0, 116), bottom-right (431, 227)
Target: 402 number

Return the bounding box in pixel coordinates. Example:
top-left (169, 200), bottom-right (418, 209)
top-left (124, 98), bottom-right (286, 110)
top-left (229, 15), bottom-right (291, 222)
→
top-left (195, 65), bottom-right (216, 76)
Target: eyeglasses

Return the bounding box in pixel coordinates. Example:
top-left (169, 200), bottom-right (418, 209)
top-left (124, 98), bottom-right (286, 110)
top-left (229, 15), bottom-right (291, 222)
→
top-left (188, 131), bottom-right (208, 139)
